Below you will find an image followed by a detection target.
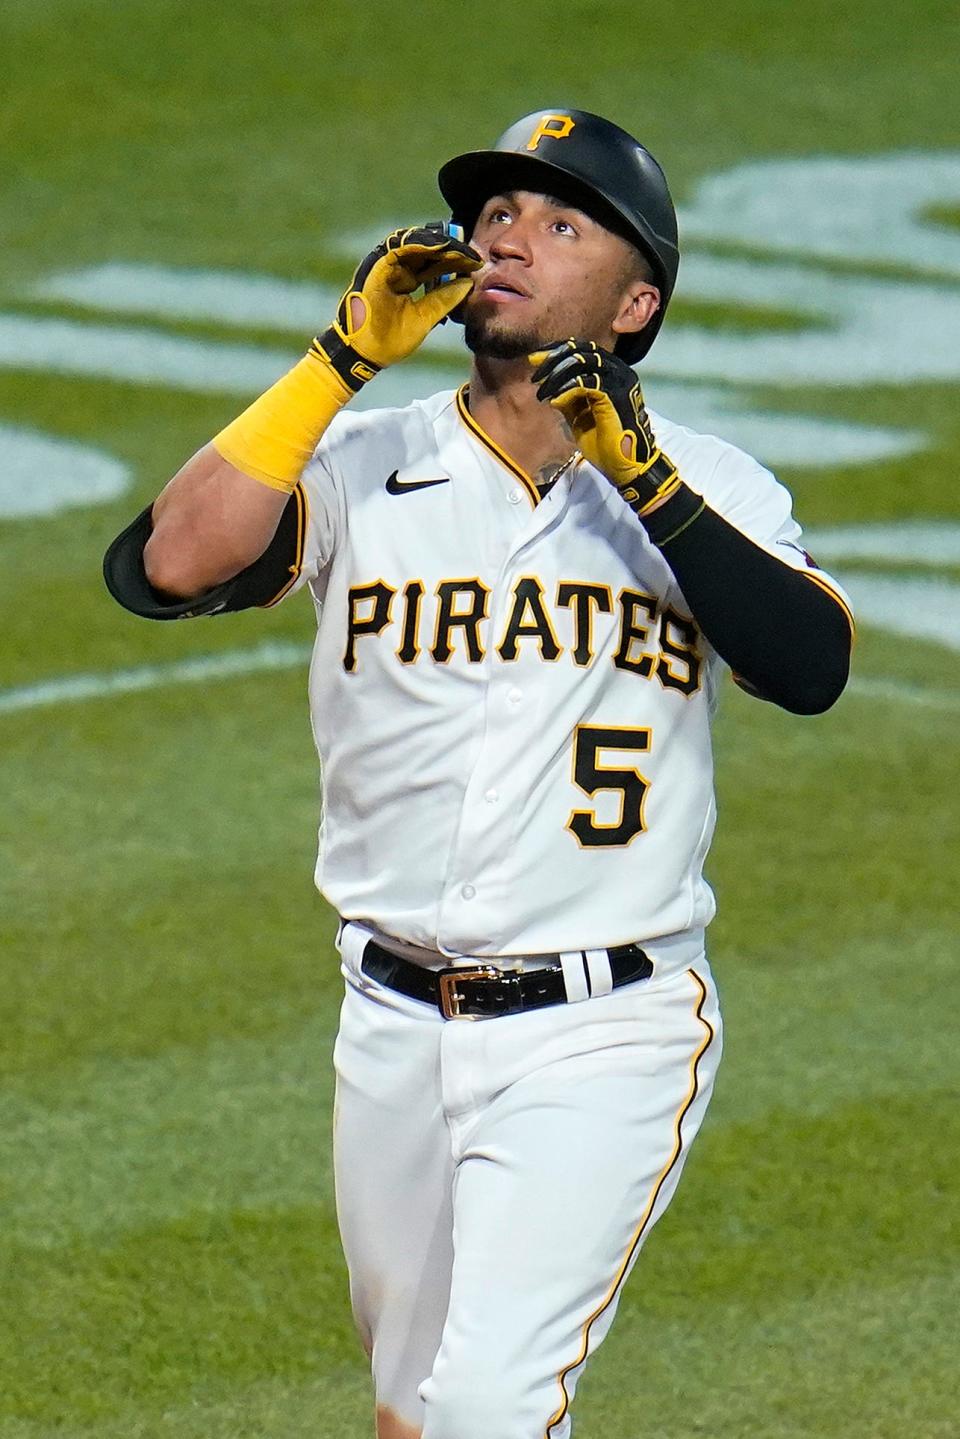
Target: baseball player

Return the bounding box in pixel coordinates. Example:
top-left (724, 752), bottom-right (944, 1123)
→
top-left (105, 109), bottom-right (853, 1439)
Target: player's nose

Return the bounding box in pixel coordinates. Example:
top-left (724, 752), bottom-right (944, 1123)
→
top-left (488, 223), bottom-right (533, 264)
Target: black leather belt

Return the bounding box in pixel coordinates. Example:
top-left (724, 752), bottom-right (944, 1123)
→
top-left (360, 938), bottom-right (654, 1020)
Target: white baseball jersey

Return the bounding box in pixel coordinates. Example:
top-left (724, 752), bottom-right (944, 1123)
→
top-left (277, 384), bottom-right (849, 958)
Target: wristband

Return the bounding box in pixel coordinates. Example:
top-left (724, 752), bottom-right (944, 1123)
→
top-left (310, 327), bottom-right (381, 394)
top-left (212, 338), bottom-right (363, 494)
top-left (614, 451), bottom-right (682, 516)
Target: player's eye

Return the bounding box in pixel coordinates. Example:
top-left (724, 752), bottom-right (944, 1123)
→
top-left (487, 207), bottom-right (512, 224)
top-left (551, 217), bottom-right (578, 236)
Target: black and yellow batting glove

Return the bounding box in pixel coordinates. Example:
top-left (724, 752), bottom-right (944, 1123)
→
top-left (529, 339), bottom-right (683, 518)
top-left (213, 224), bottom-right (481, 494)
top-left (314, 224), bottom-right (483, 393)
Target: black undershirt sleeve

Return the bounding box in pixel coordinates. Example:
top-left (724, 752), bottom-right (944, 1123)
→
top-left (638, 483), bottom-right (852, 715)
top-left (102, 490), bottom-right (304, 620)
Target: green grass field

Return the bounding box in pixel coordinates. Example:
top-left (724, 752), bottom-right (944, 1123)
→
top-left (2, 2), bottom-right (959, 1435)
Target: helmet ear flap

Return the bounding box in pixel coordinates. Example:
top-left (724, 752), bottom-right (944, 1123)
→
top-left (438, 107), bottom-right (679, 362)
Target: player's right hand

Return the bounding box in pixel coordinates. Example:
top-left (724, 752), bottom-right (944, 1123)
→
top-left (313, 226), bottom-right (482, 396)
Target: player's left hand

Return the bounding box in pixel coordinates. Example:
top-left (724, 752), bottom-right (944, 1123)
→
top-left (529, 339), bottom-right (681, 515)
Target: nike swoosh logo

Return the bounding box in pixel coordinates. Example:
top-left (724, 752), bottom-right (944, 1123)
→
top-left (385, 471), bottom-right (451, 495)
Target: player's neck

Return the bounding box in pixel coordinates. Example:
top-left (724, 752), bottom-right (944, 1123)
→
top-left (467, 356), bottom-right (576, 484)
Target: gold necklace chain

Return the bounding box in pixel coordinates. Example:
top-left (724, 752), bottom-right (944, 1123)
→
top-left (538, 450), bottom-right (583, 487)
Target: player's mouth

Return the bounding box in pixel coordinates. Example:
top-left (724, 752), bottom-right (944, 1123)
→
top-left (477, 272), bottom-right (531, 303)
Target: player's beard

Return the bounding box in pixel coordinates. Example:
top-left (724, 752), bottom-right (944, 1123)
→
top-left (463, 289), bottom-right (623, 360)
top-left (463, 306), bottom-right (543, 360)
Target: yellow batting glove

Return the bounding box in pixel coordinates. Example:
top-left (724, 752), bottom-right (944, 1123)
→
top-left (213, 225), bottom-right (481, 495)
top-left (529, 339), bottom-right (683, 516)
top-left (316, 223), bottom-right (482, 382)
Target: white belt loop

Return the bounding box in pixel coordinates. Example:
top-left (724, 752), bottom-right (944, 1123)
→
top-left (584, 948), bottom-right (614, 997)
top-left (337, 920), bottom-right (370, 979)
top-left (558, 950), bottom-right (591, 1003)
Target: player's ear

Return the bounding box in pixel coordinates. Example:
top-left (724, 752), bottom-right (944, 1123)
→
top-left (612, 282), bottom-right (660, 338)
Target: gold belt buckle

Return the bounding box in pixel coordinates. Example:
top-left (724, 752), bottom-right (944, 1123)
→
top-left (437, 966), bottom-right (501, 1020)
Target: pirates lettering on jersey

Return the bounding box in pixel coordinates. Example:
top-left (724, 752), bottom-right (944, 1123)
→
top-left (613, 589), bottom-right (658, 679)
top-left (496, 577), bottom-right (563, 663)
top-left (343, 573), bottom-right (703, 695)
top-left (432, 580), bottom-right (490, 663)
top-left (657, 608), bottom-right (702, 696)
top-left (396, 580), bottom-right (425, 664)
top-left (343, 580), bottom-right (394, 673)
top-left (556, 583), bottom-right (614, 667)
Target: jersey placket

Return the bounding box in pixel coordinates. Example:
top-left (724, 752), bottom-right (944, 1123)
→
top-left (435, 403), bottom-right (571, 955)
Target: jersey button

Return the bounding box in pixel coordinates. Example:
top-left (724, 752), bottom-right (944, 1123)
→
top-left (507, 489), bottom-right (523, 505)
top-left (461, 883), bottom-right (476, 901)
top-left (484, 788), bottom-right (499, 803)
top-left (507, 687), bottom-right (523, 706)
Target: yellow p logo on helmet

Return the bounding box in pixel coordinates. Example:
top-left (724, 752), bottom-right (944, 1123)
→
top-left (526, 114), bottom-right (576, 151)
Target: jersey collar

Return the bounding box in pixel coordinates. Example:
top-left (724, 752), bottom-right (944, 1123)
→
top-left (455, 385), bottom-right (541, 509)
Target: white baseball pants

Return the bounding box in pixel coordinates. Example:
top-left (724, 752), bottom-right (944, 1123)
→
top-left (332, 924), bottom-right (722, 1439)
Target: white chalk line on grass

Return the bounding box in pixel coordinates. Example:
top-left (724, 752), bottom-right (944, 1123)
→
top-left (843, 675), bottom-right (960, 710)
top-left (0, 640), bottom-right (312, 714)
top-left (0, 643), bottom-right (958, 716)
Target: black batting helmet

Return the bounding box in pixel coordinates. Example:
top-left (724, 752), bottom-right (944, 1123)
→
top-left (438, 107), bottom-right (679, 362)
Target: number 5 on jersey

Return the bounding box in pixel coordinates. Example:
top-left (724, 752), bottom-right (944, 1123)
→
top-left (567, 725), bottom-right (651, 848)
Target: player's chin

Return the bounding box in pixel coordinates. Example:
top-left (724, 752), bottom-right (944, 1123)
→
top-left (463, 306), bottom-right (544, 361)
